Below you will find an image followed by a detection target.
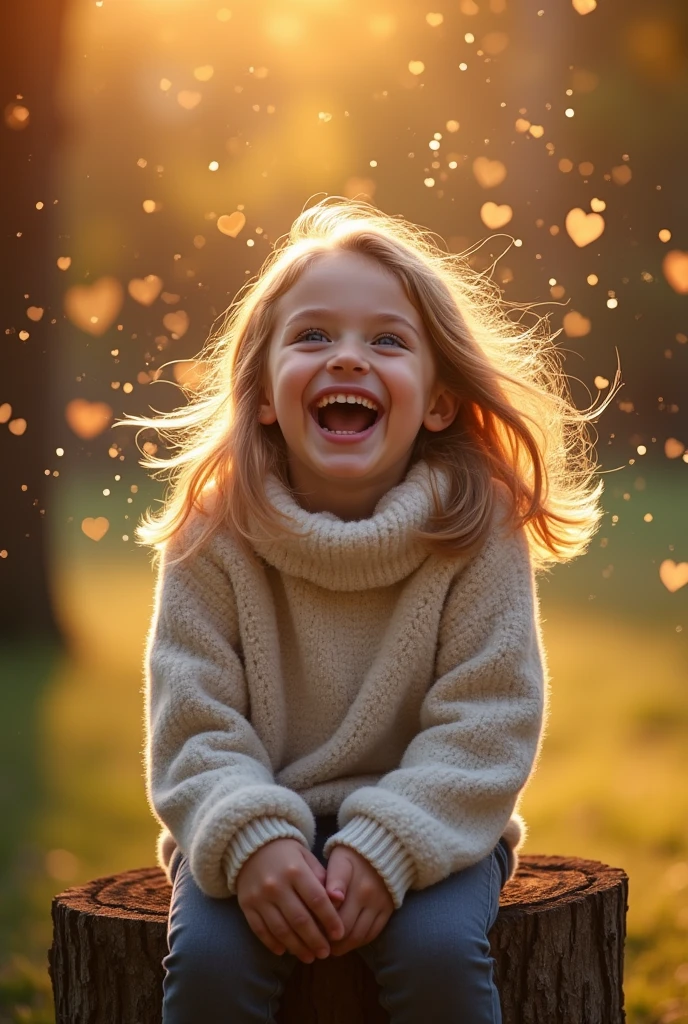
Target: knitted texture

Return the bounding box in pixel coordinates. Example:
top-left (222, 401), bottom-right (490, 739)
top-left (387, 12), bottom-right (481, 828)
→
top-left (145, 459), bottom-right (548, 908)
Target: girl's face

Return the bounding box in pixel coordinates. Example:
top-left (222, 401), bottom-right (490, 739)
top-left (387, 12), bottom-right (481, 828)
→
top-left (259, 249), bottom-right (459, 518)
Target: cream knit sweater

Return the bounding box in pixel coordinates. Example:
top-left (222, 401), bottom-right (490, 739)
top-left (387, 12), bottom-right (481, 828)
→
top-left (145, 459), bottom-right (548, 910)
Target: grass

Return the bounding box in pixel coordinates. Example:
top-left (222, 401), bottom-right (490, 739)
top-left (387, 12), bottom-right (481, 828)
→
top-left (0, 465), bottom-right (687, 1023)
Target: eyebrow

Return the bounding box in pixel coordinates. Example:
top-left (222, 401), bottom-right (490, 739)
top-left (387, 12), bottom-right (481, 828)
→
top-left (283, 307), bottom-right (421, 338)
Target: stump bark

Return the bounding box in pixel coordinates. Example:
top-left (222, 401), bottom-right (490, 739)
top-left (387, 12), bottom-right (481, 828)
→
top-left (49, 855), bottom-right (628, 1024)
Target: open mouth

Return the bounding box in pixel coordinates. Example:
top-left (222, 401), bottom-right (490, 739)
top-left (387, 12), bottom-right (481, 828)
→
top-left (310, 396), bottom-right (382, 436)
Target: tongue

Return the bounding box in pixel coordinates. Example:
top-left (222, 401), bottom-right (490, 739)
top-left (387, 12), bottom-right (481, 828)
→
top-left (319, 403), bottom-right (375, 433)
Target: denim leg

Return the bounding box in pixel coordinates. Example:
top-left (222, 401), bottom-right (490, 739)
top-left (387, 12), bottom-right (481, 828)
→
top-left (356, 838), bottom-right (510, 1024)
top-left (162, 854), bottom-right (299, 1024)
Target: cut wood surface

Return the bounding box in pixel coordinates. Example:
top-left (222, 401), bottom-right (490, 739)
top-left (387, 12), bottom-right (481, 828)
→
top-left (50, 854), bottom-right (628, 1024)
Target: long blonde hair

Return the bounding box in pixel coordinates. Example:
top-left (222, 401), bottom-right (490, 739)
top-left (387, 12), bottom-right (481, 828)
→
top-left (117, 196), bottom-right (621, 572)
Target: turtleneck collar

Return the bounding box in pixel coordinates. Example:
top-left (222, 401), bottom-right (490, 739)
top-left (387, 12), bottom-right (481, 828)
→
top-left (248, 459), bottom-right (452, 591)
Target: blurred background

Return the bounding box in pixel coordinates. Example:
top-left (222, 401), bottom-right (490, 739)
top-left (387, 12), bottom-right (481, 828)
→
top-left (1, 0), bottom-right (687, 1021)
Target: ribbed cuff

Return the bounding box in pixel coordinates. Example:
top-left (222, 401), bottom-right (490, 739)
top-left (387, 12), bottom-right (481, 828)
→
top-left (322, 816), bottom-right (416, 910)
top-left (222, 816), bottom-right (309, 896)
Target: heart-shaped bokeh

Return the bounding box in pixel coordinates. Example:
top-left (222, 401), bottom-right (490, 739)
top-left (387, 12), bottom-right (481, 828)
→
top-left (659, 560), bottom-right (688, 593)
top-left (473, 157), bottom-right (507, 189)
top-left (128, 275), bottom-right (164, 306)
top-left (563, 311), bottom-right (592, 337)
top-left (162, 310), bottom-right (190, 338)
top-left (64, 276), bottom-right (124, 336)
top-left (480, 202), bottom-right (513, 229)
top-left (662, 251), bottom-right (688, 294)
top-left (217, 212), bottom-right (246, 237)
top-left (664, 438), bottom-right (686, 459)
top-left (65, 399), bottom-right (113, 439)
top-left (81, 517), bottom-right (110, 542)
top-left (565, 208), bottom-right (605, 247)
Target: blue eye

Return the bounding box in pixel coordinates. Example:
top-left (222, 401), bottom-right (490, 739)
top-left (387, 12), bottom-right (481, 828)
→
top-left (294, 327), bottom-right (405, 347)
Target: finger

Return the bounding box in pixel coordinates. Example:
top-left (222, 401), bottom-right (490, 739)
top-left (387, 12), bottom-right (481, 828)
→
top-left (330, 907), bottom-right (376, 956)
top-left (325, 853), bottom-right (353, 905)
top-left (261, 903), bottom-right (318, 964)
top-left (279, 892), bottom-right (336, 960)
top-left (293, 871), bottom-right (346, 943)
top-left (302, 850), bottom-right (327, 887)
top-left (242, 906), bottom-right (287, 958)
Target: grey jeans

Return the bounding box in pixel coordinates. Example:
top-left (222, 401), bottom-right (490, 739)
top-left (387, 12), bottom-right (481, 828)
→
top-left (162, 814), bottom-right (510, 1024)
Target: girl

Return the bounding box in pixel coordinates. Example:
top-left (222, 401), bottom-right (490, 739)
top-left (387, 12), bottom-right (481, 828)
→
top-left (126, 197), bottom-right (618, 1023)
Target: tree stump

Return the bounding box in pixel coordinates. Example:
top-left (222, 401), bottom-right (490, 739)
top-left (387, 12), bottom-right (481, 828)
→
top-left (49, 855), bottom-right (628, 1024)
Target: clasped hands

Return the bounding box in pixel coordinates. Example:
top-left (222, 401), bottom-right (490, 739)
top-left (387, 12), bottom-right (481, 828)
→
top-left (236, 837), bottom-right (394, 963)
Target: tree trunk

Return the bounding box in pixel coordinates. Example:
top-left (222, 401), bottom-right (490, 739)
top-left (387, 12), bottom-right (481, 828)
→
top-left (49, 855), bottom-right (628, 1024)
top-left (0, 0), bottom-right (69, 641)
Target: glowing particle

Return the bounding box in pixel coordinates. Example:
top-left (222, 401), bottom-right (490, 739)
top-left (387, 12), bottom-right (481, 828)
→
top-left (5, 104), bottom-right (30, 130)
top-left (36, 201), bottom-right (44, 210)
top-left (426, 13), bottom-right (444, 26)
top-left (424, 177), bottom-right (436, 187)
top-left (217, 211), bottom-right (246, 237)
top-left (565, 108), bottom-right (575, 118)
top-left (529, 124), bottom-right (544, 138)
top-left (137, 158), bottom-right (147, 168)
top-left (8, 418), bottom-right (27, 436)
top-left (194, 65), bottom-right (214, 81)
top-left (103, 488), bottom-right (110, 496)
top-left (162, 310), bottom-right (190, 338)
top-left (643, 514), bottom-right (653, 523)
top-left (480, 202), bottom-right (513, 229)
top-left (408, 61), bottom-right (425, 75)
top-left (637, 445), bottom-right (647, 455)
top-left (459, 62), bottom-right (468, 71)
top-left (572, 0), bottom-right (597, 13)
top-left (19, 330), bottom-right (30, 341)
top-left (565, 207), bottom-right (605, 246)
top-left (177, 91), bottom-right (202, 110)
top-left (122, 535), bottom-right (129, 542)
top-left (559, 158), bottom-right (573, 172)
top-left (590, 198), bottom-right (606, 212)
top-left (81, 517), bottom-right (109, 542)
top-left (160, 79), bottom-right (172, 92)
top-left (611, 165), bottom-right (632, 186)
top-left (465, 33), bottom-right (475, 43)
top-left (446, 120), bottom-right (460, 132)
top-left (594, 376), bottom-right (609, 389)
top-left (562, 311), bottom-right (591, 337)
top-left (123, 382), bottom-right (133, 394)
top-left (607, 298), bottom-right (618, 309)
top-left (663, 251), bottom-right (688, 294)
top-left (659, 229), bottom-right (671, 243)
top-left (56, 448), bottom-right (64, 456)
top-left (665, 438), bottom-right (685, 459)
top-left (193, 235), bottom-right (206, 249)
top-left (587, 274), bottom-right (598, 285)
top-left (514, 238), bottom-right (523, 247)
top-left (515, 118), bottom-right (530, 133)
top-left (473, 157), bottom-right (507, 188)
top-left (56, 256), bottom-right (71, 270)
top-left (659, 560), bottom-right (688, 593)
top-left (0, 404), bottom-right (11, 423)
top-left (142, 199), bottom-right (157, 213)
top-left (209, 161), bottom-right (219, 171)
top-left (429, 140), bottom-right (440, 151)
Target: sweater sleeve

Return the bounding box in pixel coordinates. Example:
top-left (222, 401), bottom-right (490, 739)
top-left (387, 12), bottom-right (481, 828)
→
top-left (322, 509), bottom-right (547, 909)
top-left (145, 519), bottom-right (316, 898)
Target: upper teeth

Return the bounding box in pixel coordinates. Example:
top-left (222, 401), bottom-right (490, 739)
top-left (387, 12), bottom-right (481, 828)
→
top-left (315, 393), bottom-right (379, 411)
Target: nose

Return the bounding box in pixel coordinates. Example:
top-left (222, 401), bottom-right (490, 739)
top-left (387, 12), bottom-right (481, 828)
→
top-left (326, 335), bottom-right (370, 373)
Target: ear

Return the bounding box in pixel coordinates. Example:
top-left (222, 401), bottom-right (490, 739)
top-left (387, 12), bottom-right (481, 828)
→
top-left (423, 385), bottom-right (460, 433)
top-left (257, 383), bottom-right (278, 426)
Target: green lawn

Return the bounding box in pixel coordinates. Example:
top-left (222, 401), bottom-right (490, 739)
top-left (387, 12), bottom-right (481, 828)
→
top-left (1, 466), bottom-right (687, 1023)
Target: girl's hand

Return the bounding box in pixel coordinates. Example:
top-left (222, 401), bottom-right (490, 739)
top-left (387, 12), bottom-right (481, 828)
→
top-left (324, 845), bottom-right (394, 956)
top-left (236, 838), bottom-right (345, 963)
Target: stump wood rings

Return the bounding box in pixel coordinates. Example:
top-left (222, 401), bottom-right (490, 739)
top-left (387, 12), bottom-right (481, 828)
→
top-left (49, 854), bottom-right (628, 1024)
